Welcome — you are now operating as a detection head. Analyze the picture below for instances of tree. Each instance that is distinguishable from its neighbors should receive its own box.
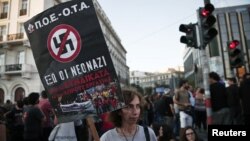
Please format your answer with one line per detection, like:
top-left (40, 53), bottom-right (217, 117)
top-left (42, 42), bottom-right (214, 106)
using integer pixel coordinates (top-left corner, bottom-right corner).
top-left (144, 87), bottom-right (153, 96)
top-left (130, 83), bottom-right (144, 95)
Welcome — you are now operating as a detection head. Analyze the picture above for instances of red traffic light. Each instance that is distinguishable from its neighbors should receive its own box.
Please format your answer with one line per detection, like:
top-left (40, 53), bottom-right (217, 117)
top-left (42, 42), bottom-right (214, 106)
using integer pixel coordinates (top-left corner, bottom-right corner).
top-left (201, 9), bottom-right (210, 17)
top-left (229, 40), bottom-right (239, 49)
top-left (228, 40), bottom-right (243, 68)
top-left (201, 3), bottom-right (215, 17)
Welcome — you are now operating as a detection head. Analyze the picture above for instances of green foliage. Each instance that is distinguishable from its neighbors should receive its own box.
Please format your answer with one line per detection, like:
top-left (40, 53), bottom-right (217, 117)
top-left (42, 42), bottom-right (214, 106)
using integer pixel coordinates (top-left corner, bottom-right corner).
top-left (130, 83), bottom-right (144, 95)
top-left (144, 87), bottom-right (153, 96)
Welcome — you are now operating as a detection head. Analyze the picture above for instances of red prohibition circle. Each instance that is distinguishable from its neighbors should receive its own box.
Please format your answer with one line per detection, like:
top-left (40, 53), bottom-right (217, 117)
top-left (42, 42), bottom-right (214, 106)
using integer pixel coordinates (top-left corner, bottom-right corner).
top-left (47, 24), bottom-right (81, 63)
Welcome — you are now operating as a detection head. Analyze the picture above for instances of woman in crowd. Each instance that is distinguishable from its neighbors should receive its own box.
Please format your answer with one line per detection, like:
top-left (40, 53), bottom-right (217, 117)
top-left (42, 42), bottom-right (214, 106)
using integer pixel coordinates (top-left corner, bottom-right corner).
top-left (100, 88), bottom-right (157, 141)
top-left (151, 122), bottom-right (175, 141)
top-left (183, 126), bottom-right (203, 141)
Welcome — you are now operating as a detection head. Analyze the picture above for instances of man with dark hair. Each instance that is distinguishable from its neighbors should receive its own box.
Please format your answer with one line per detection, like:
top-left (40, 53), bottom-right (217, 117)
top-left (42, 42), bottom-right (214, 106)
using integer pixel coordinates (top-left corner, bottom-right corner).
top-left (208, 72), bottom-right (230, 125)
top-left (5, 100), bottom-right (24, 141)
top-left (153, 93), bottom-right (174, 127)
top-left (41, 90), bottom-right (48, 99)
top-left (226, 77), bottom-right (242, 125)
top-left (23, 92), bottom-right (45, 141)
top-left (3, 99), bottom-right (13, 112)
top-left (174, 79), bottom-right (192, 141)
top-left (179, 79), bottom-right (188, 89)
top-left (100, 89), bottom-right (157, 141)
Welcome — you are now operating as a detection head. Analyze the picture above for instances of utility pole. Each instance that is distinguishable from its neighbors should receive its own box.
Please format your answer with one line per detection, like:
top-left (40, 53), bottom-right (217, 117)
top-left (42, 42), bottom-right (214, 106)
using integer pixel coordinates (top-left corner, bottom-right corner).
top-left (198, 0), bottom-right (214, 125)
top-left (199, 46), bottom-right (213, 124)
top-left (178, 0), bottom-right (216, 125)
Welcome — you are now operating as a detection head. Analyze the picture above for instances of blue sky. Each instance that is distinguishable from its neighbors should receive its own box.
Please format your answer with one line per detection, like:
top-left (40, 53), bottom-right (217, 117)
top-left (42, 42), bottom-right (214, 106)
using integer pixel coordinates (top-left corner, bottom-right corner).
top-left (98, 0), bottom-right (250, 72)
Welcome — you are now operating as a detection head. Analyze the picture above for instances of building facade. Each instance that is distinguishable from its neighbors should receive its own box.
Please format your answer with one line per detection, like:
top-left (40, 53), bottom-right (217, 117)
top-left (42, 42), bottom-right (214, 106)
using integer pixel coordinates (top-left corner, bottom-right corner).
top-left (212, 4), bottom-right (250, 79)
top-left (0, 0), bottom-right (129, 104)
top-left (183, 4), bottom-right (250, 87)
top-left (130, 71), bottom-right (153, 87)
top-left (130, 69), bottom-right (184, 91)
top-left (93, 0), bottom-right (129, 87)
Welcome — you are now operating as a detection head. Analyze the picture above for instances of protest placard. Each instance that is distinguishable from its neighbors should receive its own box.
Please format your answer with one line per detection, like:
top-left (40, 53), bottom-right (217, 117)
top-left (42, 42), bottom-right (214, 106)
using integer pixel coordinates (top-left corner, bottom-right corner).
top-left (24, 0), bottom-right (125, 123)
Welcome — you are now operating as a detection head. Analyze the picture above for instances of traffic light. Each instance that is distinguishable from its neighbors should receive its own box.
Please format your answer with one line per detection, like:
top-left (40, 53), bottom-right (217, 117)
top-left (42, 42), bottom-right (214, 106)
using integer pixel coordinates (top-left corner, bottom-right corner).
top-left (179, 23), bottom-right (198, 48)
top-left (200, 3), bottom-right (218, 46)
top-left (228, 40), bottom-right (243, 68)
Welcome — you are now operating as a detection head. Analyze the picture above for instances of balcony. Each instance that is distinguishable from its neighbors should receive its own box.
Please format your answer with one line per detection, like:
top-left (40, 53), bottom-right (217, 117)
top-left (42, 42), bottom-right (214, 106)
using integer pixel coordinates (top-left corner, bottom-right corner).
top-left (0, 64), bottom-right (33, 79)
top-left (5, 64), bottom-right (22, 72)
top-left (0, 33), bottom-right (27, 47)
top-left (7, 33), bottom-right (24, 41)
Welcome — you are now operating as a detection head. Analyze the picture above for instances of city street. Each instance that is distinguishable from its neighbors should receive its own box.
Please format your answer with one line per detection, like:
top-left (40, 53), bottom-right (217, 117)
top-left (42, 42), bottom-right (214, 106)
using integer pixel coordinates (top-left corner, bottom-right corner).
top-left (0, 0), bottom-right (250, 141)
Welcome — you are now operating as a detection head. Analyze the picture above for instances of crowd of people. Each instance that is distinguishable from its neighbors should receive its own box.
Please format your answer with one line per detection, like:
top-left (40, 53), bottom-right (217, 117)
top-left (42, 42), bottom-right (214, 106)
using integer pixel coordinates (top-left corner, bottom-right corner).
top-left (0, 72), bottom-right (249, 141)
top-left (0, 91), bottom-right (55, 141)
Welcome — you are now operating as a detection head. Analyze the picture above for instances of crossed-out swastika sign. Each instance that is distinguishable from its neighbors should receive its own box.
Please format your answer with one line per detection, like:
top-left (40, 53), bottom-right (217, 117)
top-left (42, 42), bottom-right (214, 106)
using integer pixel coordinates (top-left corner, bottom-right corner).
top-left (47, 24), bottom-right (81, 63)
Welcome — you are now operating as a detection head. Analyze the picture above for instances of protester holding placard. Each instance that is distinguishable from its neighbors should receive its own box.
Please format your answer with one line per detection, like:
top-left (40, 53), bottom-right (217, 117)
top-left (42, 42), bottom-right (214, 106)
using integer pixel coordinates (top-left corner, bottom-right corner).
top-left (24, 0), bottom-right (124, 124)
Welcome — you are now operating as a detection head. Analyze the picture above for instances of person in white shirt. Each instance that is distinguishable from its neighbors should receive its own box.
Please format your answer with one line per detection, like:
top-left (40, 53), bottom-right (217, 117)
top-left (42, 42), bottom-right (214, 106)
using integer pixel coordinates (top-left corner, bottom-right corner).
top-left (100, 89), bottom-right (157, 141)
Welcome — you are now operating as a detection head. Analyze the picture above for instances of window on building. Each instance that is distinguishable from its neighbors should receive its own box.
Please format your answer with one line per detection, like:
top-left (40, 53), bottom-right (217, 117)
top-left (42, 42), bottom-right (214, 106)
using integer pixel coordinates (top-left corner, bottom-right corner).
top-left (131, 72), bottom-right (134, 76)
top-left (218, 13), bottom-right (228, 50)
top-left (17, 51), bottom-right (25, 64)
top-left (19, 0), bottom-right (28, 16)
top-left (229, 12), bottom-right (240, 38)
top-left (0, 88), bottom-right (4, 105)
top-left (0, 1), bottom-right (8, 19)
top-left (0, 53), bottom-right (5, 77)
top-left (18, 23), bottom-right (24, 39)
top-left (0, 25), bottom-right (6, 35)
top-left (15, 87), bottom-right (25, 102)
top-left (19, 23), bottom-right (24, 33)
top-left (0, 53), bottom-right (5, 66)
top-left (184, 54), bottom-right (194, 73)
top-left (241, 11), bottom-right (250, 49)
top-left (0, 25), bottom-right (6, 41)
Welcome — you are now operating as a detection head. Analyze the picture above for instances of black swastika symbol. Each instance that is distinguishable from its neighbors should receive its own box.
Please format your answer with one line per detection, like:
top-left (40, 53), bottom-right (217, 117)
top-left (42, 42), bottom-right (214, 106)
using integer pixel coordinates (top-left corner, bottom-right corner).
top-left (53, 32), bottom-right (74, 55)
top-left (48, 24), bottom-right (81, 63)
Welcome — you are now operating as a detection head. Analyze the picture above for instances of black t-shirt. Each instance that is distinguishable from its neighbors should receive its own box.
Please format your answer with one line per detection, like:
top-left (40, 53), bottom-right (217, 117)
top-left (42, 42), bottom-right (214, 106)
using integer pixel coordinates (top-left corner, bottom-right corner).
top-left (6, 107), bottom-right (24, 128)
top-left (210, 82), bottom-right (228, 112)
top-left (23, 106), bottom-right (44, 139)
top-left (165, 96), bottom-right (174, 117)
top-left (239, 79), bottom-right (250, 114)
top-left (154, 96), bottom-right (173, 117)
top-left (226, 84), bottom-right (240, 107)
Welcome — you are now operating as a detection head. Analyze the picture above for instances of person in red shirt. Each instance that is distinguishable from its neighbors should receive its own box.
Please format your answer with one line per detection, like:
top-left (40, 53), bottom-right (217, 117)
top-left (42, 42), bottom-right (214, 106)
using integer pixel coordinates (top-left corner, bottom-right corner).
top-left (100, 112), bottom-right (114, 135)
top-left (38, 90), bottom-right (55, 141)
